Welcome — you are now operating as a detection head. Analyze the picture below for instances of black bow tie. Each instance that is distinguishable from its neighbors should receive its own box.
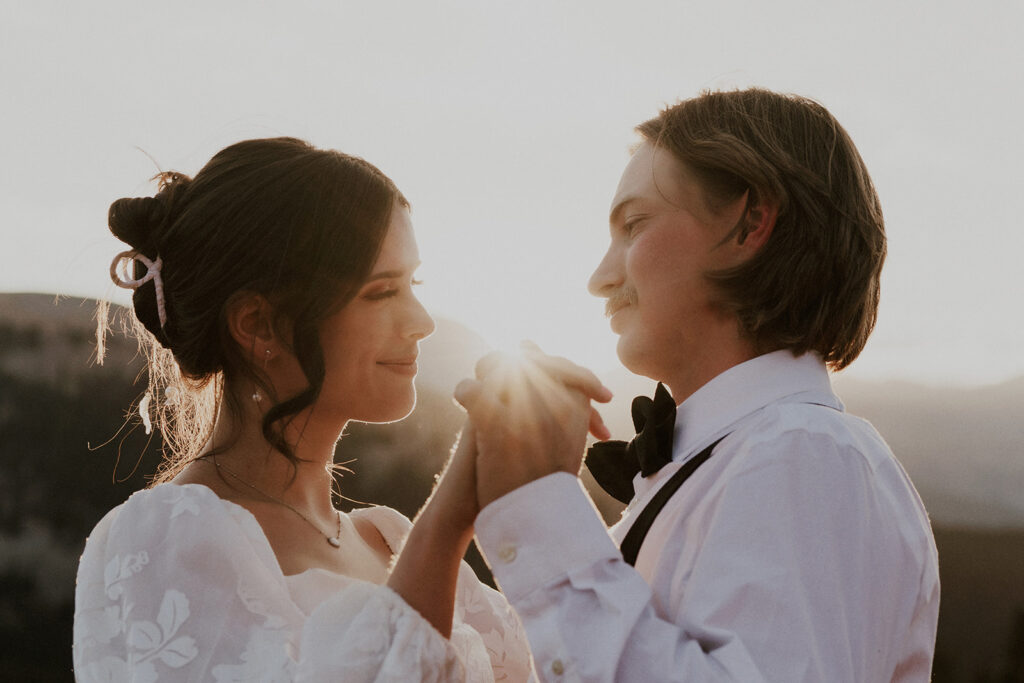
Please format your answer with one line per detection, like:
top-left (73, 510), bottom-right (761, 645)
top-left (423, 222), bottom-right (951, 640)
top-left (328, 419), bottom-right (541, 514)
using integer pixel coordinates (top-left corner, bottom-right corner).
top-left (585, 383), bottom-right (677, 504)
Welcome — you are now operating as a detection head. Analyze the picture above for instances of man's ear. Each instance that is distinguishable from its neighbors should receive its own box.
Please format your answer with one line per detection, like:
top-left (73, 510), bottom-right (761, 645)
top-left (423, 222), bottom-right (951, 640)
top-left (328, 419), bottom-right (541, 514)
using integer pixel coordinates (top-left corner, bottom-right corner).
top-left (224, 291), bottom-right (277, 363)
top-left (736, 201), bottom-right (777, 251)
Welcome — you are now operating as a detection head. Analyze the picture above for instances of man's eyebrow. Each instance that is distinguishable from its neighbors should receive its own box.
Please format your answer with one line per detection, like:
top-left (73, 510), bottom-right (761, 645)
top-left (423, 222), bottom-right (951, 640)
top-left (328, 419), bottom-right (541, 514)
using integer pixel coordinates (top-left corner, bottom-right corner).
top-left (609, 196), bottom-right (641, 224)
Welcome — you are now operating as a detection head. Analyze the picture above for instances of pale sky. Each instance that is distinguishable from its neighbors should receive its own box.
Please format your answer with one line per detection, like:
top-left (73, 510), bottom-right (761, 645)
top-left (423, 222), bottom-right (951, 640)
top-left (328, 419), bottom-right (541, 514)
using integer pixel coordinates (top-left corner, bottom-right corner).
top-left (2, 0), bottom-right (1021, 386)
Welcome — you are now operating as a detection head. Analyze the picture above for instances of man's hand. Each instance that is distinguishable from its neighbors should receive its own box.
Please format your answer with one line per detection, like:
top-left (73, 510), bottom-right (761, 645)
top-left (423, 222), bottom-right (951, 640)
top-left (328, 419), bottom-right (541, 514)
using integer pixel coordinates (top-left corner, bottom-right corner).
top-left (453, 344), bottom-right (613, 508)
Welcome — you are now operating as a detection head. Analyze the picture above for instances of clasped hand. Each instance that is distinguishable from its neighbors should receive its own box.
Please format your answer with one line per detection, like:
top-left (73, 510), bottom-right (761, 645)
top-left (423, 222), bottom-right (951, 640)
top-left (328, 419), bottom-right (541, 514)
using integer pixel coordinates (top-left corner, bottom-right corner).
top-left (441, 343), bottom-right (612, 512)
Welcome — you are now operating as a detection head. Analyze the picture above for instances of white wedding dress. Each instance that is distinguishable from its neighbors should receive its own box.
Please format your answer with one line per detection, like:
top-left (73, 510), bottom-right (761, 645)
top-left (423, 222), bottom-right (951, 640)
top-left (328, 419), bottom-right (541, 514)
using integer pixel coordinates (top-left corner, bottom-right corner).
top-left (73, 483), bottom-right (534, 682)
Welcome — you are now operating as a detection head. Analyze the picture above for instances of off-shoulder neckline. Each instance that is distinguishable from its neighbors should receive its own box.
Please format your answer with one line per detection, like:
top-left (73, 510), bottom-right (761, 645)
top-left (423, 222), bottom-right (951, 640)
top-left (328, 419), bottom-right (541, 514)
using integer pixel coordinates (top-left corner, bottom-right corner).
top-left (157, 481), bottom-right (397, 582)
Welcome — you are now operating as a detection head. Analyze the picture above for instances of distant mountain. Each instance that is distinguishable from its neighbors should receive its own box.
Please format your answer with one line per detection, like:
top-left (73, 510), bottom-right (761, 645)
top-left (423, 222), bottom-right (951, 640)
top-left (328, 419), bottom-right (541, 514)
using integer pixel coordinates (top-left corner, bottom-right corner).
top-left (3, 292), bottom-right (1020, 530)
top-left (833, 375), bottom-right (1024, 528)
top-left (0, 292), bottom-right (136, 387)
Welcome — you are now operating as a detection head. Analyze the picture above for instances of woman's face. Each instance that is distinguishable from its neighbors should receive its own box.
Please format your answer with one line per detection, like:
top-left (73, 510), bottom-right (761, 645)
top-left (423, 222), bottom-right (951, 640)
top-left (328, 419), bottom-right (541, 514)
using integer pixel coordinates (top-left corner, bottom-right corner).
top-left (316, 203), bottom-right (435, 424)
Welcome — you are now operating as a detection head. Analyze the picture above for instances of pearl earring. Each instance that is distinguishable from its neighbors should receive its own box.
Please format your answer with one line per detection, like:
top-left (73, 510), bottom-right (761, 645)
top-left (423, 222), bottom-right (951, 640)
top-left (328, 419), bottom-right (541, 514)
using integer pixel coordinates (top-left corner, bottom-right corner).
top-left (253, 348), bottom-right (272, 402)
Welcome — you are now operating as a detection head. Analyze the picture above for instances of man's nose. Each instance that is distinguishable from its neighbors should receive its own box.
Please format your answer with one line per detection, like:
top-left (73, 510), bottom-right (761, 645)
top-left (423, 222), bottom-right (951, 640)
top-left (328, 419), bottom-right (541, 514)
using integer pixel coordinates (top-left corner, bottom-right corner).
top-left (587, 243), bottom-right (623, 297)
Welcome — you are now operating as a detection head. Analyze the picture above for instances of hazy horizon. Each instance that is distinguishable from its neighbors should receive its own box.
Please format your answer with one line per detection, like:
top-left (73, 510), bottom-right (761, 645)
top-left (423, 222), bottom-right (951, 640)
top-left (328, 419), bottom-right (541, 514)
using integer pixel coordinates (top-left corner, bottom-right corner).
top-left (1, 289), bottom-right (1018, 393)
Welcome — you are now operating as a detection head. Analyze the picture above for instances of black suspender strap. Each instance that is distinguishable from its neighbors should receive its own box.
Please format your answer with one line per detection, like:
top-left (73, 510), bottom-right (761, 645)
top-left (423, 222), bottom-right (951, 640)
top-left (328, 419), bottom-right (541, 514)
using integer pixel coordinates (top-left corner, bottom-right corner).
top-left (620, 436), bottom-right (727, 567)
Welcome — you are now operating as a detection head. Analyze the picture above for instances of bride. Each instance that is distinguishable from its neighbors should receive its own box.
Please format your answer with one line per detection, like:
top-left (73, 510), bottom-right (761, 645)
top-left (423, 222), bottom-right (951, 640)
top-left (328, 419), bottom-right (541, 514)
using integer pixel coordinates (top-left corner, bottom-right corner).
top-left (73, 137), bottom-right (531, 681)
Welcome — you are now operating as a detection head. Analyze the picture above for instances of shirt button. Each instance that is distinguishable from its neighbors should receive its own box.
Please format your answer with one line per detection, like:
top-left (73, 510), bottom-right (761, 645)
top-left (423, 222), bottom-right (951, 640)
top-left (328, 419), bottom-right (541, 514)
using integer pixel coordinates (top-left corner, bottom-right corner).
top-left (497, 543), bottom-right (517, 563)
top-left (551, 659), bottom-right (564, 675)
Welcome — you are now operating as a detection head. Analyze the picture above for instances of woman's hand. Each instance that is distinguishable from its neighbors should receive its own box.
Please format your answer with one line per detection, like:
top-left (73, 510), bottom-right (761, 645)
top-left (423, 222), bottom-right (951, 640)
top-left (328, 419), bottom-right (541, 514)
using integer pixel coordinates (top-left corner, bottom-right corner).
top-left (418, 422), bottom-right (480, 541)
top-left (454, 344), bottom-right (612, 509)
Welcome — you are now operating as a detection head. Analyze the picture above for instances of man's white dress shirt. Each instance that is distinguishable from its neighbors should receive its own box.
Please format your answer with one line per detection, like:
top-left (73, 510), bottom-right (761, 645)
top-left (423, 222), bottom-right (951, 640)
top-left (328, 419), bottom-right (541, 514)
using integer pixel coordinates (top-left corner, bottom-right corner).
top-left (475, 351), bottom-right (940, 682)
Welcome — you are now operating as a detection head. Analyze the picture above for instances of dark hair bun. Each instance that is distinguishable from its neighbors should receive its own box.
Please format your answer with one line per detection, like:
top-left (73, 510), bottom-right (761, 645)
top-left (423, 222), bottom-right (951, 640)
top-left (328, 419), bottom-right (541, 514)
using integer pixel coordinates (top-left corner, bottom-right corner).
top-left (107, 171), bottom-right (192, 253)
top-left (108, 196), bottom-right (163, 252)
top-left (108, 172), bottom-right (191, 349)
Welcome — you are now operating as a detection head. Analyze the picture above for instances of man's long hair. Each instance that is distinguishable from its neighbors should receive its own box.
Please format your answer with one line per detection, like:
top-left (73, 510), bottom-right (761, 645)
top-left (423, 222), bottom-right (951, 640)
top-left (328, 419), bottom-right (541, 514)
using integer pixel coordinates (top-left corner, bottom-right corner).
top-left (638, 88), bottom-right (885, 370)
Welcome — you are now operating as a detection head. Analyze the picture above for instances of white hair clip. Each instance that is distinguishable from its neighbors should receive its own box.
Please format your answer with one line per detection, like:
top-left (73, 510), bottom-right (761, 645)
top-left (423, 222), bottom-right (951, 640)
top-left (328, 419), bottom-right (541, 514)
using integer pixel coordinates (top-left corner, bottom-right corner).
top-left (138, 391), bottom-right (153, 434)
top-left (110, 250), bottom-right (167, 327)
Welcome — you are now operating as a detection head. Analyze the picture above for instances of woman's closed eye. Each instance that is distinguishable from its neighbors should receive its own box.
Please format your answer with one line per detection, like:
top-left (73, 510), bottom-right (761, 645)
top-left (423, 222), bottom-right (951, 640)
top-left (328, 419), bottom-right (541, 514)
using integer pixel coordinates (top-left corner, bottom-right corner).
top-left (364, 278), bottom-right (423, 301)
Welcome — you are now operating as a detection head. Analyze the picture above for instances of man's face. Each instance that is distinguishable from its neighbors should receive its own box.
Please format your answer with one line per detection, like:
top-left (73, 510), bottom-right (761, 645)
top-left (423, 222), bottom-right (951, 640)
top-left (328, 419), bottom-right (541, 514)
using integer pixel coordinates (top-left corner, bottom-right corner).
top-left (588, 142), bottom-right (743, 390)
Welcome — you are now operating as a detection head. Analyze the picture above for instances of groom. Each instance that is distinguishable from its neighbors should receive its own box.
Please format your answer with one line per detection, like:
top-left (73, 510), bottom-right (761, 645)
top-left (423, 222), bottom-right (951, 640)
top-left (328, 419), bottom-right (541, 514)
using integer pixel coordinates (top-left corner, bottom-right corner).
top-left (456, 89), bottom-right (939, 681)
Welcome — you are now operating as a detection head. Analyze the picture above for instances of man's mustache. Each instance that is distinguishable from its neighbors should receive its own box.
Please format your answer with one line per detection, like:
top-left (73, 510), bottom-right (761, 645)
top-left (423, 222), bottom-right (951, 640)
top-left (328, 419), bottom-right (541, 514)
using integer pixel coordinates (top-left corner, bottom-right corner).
top-left (604, 289), bottom-right (638, 317)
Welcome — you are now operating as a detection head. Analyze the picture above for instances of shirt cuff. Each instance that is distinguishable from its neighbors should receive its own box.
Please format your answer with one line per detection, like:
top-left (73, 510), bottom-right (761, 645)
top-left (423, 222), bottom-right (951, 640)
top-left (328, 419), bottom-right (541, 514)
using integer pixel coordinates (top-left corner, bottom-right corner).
top-left (475, 472), bottom-right (622, 602)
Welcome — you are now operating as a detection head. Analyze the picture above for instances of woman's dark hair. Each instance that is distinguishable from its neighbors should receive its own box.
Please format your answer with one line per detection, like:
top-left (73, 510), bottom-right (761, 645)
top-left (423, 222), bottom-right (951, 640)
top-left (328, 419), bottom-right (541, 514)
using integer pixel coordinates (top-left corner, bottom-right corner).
top-left (99, 137), bottom-right (407, 483)
top-left (637, 88), bottom-right (886, 370)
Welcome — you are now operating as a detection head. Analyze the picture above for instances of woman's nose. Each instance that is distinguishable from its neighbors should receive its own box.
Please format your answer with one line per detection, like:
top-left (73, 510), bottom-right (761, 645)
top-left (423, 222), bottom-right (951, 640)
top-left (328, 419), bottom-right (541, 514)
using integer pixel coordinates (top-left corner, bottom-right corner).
top-left (406, 294), bottom-right (435, 341)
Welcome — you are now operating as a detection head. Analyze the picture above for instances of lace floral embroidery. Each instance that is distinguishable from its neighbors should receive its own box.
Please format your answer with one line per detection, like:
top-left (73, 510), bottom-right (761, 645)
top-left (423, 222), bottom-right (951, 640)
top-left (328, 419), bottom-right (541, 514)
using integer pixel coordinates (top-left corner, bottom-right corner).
top-left (81, 588), bottom-right (198, 681)
top-left (104, 551), bottom-right (149, 601)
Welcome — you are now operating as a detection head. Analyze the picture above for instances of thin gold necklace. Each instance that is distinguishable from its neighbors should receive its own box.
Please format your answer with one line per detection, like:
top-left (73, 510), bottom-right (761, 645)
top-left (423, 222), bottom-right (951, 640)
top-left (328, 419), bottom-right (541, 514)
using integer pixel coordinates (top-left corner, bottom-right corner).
top-left (211, 458), bottom-right (343, 548)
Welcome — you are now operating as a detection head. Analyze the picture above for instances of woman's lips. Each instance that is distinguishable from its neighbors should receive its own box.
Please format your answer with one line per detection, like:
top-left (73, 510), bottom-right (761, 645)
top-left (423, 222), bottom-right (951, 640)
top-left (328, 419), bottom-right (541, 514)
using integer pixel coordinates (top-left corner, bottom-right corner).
top-left (378, 358), bottom-right (418, 376)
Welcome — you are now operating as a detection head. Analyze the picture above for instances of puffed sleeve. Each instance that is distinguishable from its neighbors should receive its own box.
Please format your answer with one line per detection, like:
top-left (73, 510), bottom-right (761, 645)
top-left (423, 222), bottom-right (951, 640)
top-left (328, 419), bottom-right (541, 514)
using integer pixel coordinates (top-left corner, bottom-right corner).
top-left (73, 484), bottom-right (498, 682)
top-left (350, 506), bottom-right (536, 681)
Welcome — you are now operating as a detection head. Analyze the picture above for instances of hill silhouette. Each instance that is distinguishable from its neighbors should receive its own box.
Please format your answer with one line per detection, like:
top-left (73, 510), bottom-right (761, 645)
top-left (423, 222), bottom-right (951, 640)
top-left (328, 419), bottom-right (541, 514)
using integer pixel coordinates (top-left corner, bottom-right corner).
top-left (0, 292), bottom-right (1021, 681)
top-left (833, 375), bottom-right (1024, 528)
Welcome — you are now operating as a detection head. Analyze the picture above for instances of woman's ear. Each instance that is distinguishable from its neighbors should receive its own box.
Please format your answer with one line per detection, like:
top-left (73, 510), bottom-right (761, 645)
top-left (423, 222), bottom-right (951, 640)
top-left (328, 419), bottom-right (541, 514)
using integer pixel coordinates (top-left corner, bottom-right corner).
top-left (224, 291), bottom-right (278, 364)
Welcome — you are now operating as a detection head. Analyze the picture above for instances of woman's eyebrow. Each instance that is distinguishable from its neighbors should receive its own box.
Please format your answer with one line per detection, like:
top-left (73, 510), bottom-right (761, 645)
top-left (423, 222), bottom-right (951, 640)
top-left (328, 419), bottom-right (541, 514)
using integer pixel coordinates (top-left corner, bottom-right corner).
top-left (364, 261), bottom-right (421, 282)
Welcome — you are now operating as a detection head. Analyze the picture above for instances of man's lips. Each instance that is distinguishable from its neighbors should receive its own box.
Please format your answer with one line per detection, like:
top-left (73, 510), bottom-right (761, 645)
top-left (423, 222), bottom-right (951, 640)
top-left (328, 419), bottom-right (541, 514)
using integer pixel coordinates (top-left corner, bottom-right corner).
top-left (606, 301), bottom-right (629, 318)
top-left (608, 305), bottom-right (630, 333)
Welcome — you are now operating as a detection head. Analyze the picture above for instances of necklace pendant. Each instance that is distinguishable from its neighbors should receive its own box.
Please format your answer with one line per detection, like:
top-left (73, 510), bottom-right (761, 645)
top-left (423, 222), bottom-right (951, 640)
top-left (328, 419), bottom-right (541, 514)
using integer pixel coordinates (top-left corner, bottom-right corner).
top-left (327, 536), bottom-right (342, 548)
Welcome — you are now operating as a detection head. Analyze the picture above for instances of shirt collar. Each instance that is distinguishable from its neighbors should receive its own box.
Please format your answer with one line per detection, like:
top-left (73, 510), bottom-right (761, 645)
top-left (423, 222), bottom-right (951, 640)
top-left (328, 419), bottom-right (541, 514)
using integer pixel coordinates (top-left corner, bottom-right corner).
top-left (671, 350), bottom-right (843, 464)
